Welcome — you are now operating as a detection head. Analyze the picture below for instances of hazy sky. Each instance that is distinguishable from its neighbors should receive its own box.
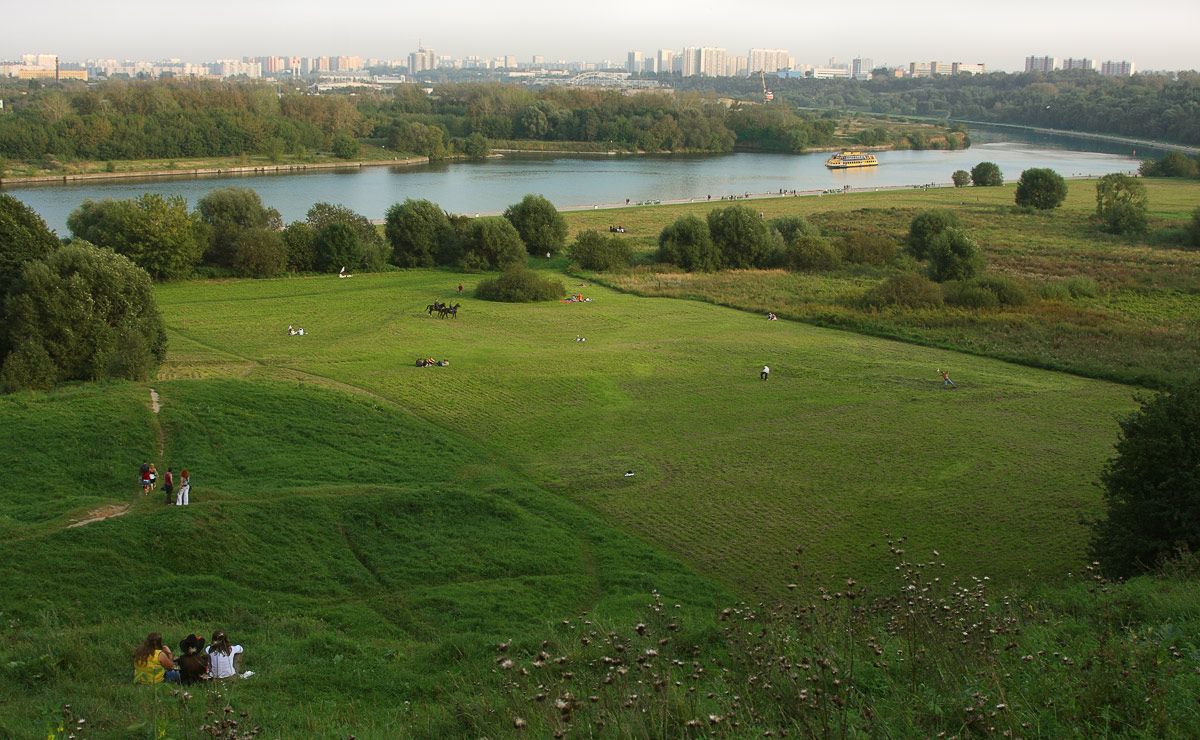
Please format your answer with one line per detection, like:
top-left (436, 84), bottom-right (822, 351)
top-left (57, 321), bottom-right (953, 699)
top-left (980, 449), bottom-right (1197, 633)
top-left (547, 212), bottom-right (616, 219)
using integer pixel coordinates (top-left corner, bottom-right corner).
top-left (5, 0), bottom-right (1196, 71)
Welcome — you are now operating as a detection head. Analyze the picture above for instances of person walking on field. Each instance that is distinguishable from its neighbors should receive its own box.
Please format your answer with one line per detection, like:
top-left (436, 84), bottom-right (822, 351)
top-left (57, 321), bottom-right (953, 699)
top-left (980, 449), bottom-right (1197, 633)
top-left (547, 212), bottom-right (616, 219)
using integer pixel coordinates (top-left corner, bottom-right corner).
top-left (457, 284), bottom-right (463, 295)
top-left (939, 368), bottom-right (956, 389)
top-left (162, 467), bottom-right (174, 504)
top-left (761, 365), bottom-right (770, 381)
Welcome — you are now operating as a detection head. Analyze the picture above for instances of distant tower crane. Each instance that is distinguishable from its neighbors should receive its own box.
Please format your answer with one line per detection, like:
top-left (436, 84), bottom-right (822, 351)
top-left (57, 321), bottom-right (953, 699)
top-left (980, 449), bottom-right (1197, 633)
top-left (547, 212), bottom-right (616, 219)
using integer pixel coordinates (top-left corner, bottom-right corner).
top-left (760, 70), bottom-right (774, 102)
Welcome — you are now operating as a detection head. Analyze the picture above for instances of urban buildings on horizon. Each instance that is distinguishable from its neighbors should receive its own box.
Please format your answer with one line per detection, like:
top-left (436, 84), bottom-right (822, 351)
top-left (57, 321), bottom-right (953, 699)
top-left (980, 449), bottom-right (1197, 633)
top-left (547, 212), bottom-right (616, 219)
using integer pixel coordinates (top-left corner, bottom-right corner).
top-left (0, 47), bottom-right (1148, 84)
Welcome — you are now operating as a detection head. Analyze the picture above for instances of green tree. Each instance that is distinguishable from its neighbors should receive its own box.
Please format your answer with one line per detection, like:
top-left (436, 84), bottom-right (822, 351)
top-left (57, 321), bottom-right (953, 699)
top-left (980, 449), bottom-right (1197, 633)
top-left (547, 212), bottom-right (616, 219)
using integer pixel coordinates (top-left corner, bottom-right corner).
top-left (1091, 381), bottom-right (1200, 577)
top-left (657, 214), bottom-right (718, 272)
top-left (331, 133), bottom-right (360, 159)
top-left (1187, 206), bottom-right (1200, 247)
top-left (906, 209), bottom-right (961, 260)
top-left (1015, 168), bottom-right (1068, 210)
top-left (314, 222), bottom-right (363, 273)
top-left (927, 227), bottom-right (987, 282)
top-left (196, 187), bottom-right (282, 269)
top-left (970, 161), bottom-right (1003, 186)
top-left (1138, 151), bottom-right (1198, 178)
top-left (460, 217), bottom-right (526, 271)
top-left (1, 241), bottom-right (166, 391)
top-left (568, 231), bottom-right (632, 271)
top-left (1096, 173), bottom-right (1149, 235)
top-left (503, 194), bottom-right (568, 255)
top-left (952, 169), bottom-right (971, 187)
top-left (475, 265), bottom-right (565, 302)
top-left (66, 194), bottom-right (203, 281)
top-left (770, 214), bottom-right (820, 244)
top-left (0, 194), bottom-right (60, 299)
top-left (785, 235), bottom-right (840, 272)
top-left (231, 229), bottom-right (287, 278)
top-left (281, 222), bottom-right (318, 272)
top-left (462, 132), bottom-right (490, 159)
top-left (307, 203), bottom-right (390, 269)
top-left (385, 199), bottom-right (451, 268)
top-left (707, 204), bottom-right (771, 269)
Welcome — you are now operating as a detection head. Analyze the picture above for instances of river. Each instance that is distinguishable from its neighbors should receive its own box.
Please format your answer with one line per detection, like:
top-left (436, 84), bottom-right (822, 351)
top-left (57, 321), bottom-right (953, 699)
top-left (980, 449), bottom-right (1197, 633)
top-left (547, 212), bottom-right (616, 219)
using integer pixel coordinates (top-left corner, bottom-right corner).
top-left (3, 139), bottom-right (1142, 235)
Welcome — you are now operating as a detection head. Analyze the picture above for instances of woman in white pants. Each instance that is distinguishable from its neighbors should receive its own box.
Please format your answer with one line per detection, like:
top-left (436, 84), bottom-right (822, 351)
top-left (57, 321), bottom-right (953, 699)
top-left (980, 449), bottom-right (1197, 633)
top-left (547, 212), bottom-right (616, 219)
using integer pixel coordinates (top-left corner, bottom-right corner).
top-left (176, 469), bottom-right (190, 505)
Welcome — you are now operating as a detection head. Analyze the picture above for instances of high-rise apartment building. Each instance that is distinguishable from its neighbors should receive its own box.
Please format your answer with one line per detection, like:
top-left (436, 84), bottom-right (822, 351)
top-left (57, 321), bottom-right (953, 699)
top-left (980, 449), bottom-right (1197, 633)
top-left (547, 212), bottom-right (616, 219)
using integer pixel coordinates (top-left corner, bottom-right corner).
top-left (727, 55), bottom-right (748, 77)
top-left (683, 47), bottom-right (726, 77)
top-left (626, 50), bottom-right (643, 73)
top-left (952, 62), bottom-right (986, 75)
top-left (408, 47), bottom-right (437, 73)
top-left (851, 57), bottom-right (873, 79)
top-left (1100, 60), bottom-right (1135, 76)
top-left (909, 61), bottom-right (932, 77)
top-left (749, 48), bottom-right (789, 74)
top-left (1025, 56), bottom-right (1058, 72)
top-left (657, 49), bottom-right (676, 75)
top-left (1062, 58), bottom-right (1095, 71)
top-left (930, 61), bottom-right (953, 75)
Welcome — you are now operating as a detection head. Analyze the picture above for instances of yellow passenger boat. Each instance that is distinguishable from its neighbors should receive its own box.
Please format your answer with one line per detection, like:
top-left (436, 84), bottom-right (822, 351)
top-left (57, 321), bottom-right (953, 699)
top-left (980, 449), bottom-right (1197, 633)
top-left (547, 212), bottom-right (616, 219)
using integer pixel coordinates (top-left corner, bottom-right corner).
top-left (824, 151), bottom-right (878, 169)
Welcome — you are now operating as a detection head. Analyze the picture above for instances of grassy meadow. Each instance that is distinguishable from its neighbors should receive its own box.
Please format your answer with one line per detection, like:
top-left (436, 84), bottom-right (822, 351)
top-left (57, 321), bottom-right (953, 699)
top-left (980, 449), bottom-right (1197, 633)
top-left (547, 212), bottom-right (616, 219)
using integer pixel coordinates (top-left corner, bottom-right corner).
top-left (3, 179), bottom-right (1200, 738)
top-left (564, 177), bottom-right (1200, 389)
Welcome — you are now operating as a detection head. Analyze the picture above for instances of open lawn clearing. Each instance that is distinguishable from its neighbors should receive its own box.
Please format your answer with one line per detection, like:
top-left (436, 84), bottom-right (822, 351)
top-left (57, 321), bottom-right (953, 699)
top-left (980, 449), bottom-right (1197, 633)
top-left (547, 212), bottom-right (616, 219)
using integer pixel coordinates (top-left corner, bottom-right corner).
top-left (157, 270), bottom-right (1138, 592)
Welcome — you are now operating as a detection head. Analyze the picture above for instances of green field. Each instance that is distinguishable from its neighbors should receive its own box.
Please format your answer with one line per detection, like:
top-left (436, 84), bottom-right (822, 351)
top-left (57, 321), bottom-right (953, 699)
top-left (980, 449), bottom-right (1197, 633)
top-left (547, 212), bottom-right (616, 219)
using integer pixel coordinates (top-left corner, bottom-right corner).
top-left (4, 182), bottom-right (1199, 737)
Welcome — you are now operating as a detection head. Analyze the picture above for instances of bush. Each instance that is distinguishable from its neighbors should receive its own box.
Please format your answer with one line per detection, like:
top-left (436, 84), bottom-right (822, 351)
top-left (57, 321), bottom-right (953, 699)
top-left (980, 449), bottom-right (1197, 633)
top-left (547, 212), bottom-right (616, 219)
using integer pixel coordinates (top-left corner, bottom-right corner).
top-left (1065, 276), bottom-right (1100, 298)
top-left (860, 273), bottom-right (944, 310)
top-left (196, 188), bottom-right (282, 269)
top-left (1187, 206), bottom-right (1200, 247)
top-left (1096, 173), bottom-right (1149, 236)
top-left (1036, 281), bottom-right (1072, 301)
top-left (942, 282), bottom-right (1000, 309)
top-left (971, 161), bottom-right (1003, 186)
top-left (475, 266), bottom-right (565, 302)
top-left (503, 194), bottom-right (568, 255)
top-left (1, 194), bottom-right (60, 299)
top-left (906, 209), bottom-right (961, 260)
top-left (1091, 381), bottom-right (1200, 577)
top-left (386, 198), bottom-right (451, 268)
top-left (707, 204), bottom-right (772, 268)
top-left (315, 222), bottom-right (363, 273)
top-left (281, 222), bottom-right (318, 272)
top-left (231, 229), bottom-right (287, 278)
top-left (952, 169), bottom-right (971, 187)
top-left (68, 194), bottom-right (204, 280)
top-left (331, 134), bottom-right (360, 160)
top-left (1139, 151), bottom-right (1199, 178)
top-left (1, 241), bottom-right (166, 390)
top-left (970, 274), bottom-right (1030, 306)
top-left (1014, 168), bottom-right (1068, 210)
top-left (785, 236), bottom-right (840, 272)
top-left (657, 214), bottom-right (719, 272)
top-left (771, 214), bottom-right (820, 244)
top-left (306, 203), bottom-right (389, 270)
top-left (569, 231), bottom-right (632, 271)
top-left (838, 233), bottom-right (897, 265)
top-left (460, 217), bottom-right (527, 271)
top-left (927, 227), bottom-right (987, 283)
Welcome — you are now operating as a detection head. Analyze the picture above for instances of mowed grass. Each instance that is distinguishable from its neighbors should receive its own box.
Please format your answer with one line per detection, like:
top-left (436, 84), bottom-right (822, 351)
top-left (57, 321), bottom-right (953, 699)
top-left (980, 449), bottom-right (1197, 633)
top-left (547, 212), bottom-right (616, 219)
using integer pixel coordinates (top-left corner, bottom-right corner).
top-left (0, 378), bottom-right (727, 736)
top-left (155, 269), bottom-right (1137, 592)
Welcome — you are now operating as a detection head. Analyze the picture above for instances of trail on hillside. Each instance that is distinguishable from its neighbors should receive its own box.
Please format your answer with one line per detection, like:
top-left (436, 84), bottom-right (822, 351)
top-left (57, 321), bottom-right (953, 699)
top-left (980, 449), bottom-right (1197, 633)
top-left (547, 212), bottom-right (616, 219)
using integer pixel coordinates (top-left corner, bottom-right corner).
top-left (68, 503), bottom-right (131, 528)
top-left (148, 387), bottom-right (165, 457)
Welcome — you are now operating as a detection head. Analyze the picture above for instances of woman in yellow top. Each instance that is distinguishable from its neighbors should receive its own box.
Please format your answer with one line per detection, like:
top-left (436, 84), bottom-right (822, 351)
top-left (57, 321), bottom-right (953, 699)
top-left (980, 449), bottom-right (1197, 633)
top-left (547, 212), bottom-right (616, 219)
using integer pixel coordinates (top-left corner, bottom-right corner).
top-left (133, 632), bottom-right (180, 684)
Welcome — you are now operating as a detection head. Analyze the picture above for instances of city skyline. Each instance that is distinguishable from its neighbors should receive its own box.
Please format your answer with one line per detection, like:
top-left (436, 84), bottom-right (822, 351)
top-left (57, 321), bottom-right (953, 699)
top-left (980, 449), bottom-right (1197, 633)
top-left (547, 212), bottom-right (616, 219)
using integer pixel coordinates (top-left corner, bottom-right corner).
top-left (3, 0), bottom-right (1196, 73)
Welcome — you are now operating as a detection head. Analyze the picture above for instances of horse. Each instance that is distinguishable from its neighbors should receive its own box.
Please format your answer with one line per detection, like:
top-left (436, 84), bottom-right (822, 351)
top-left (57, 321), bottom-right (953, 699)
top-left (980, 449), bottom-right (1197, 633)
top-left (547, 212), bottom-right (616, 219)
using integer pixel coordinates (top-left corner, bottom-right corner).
top-left (439, 303), bottom-right (460, 319)
top-left (426, 300), bottom-right (444, 316)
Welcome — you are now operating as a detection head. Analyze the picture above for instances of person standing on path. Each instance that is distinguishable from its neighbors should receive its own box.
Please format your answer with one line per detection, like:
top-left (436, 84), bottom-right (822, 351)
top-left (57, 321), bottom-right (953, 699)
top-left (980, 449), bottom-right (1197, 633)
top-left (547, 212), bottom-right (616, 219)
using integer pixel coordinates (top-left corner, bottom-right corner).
top-left (140, 459), bottom-right (151, 494)
top-left (761, 365), bottom-right (770, 381)
top-left (939, 368), bottom-right (956, 389)
top-left (176, 469), bottom-right (190, 505)
top-left (162, 467), bottom-right (174, 504)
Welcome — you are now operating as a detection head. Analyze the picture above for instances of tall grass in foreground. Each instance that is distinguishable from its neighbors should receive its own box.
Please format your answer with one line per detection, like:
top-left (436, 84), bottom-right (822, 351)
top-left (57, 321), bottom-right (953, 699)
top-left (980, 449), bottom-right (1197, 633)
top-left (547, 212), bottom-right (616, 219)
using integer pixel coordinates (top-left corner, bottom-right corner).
top-left (455, 543), bottom-right (1200, 740)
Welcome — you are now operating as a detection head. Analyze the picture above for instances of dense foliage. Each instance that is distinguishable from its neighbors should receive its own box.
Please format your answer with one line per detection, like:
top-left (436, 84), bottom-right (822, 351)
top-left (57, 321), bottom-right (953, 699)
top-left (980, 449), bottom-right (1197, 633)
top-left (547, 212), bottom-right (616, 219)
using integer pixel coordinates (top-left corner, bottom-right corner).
top-left (906, 208), bottom-right (961, 260)
top-left (0, 194), bottom-right (59, 298)
top-left (926, 227), bottom-right (987, 282)
top-left (66, 194), bottom-right (204, 280)
top-left (503, 194), bottom-right (568, 255)
top-left (657, 214), bottom-right (719, 272)
top-left (568, 230), bottom-right (632, 271)
top-left (860, 272), bottom-right (944, 309)
top-left (474, 265), bottom-right (565, 302)
top-left (1092, 381), bottom-right (1200, 577)
top-left (971, 161), bottom-right (1004, 186)
top-left (385, 198), bottom-right (451, 268)
top-left (1, 241), bottom-right (165, 390)
top-left (195, 187), bottom-right (282, 269)
top-left (1015, 167), bottom-right (1069, 210)
top-left (1139, 151), bottom-right (1200, 178)
top-left (1096, 173), bottom-right (1149, 235)
top-left (706, 204), bottom-right (773, 268)
top-left (459, 217), bottom-right (527, 271)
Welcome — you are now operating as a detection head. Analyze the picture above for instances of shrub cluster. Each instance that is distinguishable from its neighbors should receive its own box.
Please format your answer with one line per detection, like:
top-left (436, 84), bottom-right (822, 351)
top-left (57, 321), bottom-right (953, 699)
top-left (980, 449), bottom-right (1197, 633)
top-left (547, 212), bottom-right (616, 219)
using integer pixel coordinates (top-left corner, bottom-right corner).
top-left (860, 273), bottom-right (944, 310)
top-left (475, 265), bottom-right (565, 302)
top-left (568, 230), bottom-right (632, 271)
top-left (838, 232), bottom-right (898, 265)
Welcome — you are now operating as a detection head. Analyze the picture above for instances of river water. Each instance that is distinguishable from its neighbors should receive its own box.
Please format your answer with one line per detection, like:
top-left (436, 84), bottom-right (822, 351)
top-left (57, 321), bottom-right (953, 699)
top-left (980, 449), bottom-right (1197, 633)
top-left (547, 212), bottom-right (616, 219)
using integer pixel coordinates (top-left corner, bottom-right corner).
top-left (3, 137), bottom-right (1142, 235)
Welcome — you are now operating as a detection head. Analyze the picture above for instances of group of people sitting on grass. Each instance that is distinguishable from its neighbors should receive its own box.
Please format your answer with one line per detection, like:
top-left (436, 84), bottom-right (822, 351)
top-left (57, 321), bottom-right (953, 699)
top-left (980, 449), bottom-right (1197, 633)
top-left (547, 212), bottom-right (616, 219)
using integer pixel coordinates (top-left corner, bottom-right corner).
top-left (286, 325), bottom-right (306, 336)
top-left (133, 630), bottom-right (247, 685)
top-left (608, 225), bottom-right (626, 233)
top-left (415, 357), bottom-right (449, 367)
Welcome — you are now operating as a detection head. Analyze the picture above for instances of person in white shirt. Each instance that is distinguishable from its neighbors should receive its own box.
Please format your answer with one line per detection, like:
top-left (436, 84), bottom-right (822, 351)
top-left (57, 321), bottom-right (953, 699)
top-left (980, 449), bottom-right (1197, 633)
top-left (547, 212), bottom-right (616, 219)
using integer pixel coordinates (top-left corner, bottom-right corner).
top-left (761, 365), bottom-right (770, 381)
top-left (206, 630), bottom-right (244, 679)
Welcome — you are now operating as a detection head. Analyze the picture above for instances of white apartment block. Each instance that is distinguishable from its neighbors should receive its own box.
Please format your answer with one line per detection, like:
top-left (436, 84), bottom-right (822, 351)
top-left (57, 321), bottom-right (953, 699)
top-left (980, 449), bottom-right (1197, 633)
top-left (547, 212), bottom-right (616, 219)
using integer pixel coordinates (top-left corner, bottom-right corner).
top-left (952, 62), bottom-right (986, 75)
top-left (909, 61), bottom-right (932, 77)
top-left (216, 59), bottom-right (261, 78)
top-left (657, 49), bottom-right (677, 74)
top-left (726, 55), bottom-right (748, 77)
top-left (1100, 60), bottom-right (1135, 76)
top-left (682, 46), bottom-right (726, 77)
top-left (627, 50), bottom-right (643, 73)
top-left (749, 48), bottom-right (790, 74)
top-left (1025, 56), bottom-right (1059, 72)
top-left (408, 47), bottom-right (437, 73)
top-left (930, 61), bottom-right (953, 75)
top-left (851, 57), bottom-right (873, 80)
top-left (1062, 58), bottom-right (1096, 71)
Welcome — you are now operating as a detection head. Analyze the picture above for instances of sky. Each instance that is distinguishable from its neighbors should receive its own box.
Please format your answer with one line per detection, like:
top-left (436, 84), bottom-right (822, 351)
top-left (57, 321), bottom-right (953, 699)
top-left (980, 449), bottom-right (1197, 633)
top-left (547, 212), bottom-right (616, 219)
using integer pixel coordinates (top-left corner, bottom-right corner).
top-left (4, 0), bottom-right (1197, 72)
